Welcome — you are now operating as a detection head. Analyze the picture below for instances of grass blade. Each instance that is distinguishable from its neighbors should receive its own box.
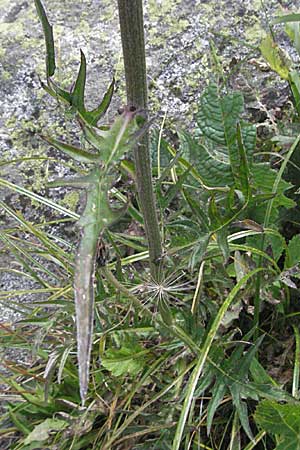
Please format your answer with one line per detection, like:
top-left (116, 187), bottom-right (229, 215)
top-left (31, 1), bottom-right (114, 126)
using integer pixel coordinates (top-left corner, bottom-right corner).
top-left (172, 267), bottom-right (269, 450)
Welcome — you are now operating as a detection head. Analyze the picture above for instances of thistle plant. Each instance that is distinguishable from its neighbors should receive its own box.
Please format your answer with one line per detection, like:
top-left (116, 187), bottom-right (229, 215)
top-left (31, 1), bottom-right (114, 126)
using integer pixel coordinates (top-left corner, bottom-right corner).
top-left (34, 0), bottom-right (154, 403)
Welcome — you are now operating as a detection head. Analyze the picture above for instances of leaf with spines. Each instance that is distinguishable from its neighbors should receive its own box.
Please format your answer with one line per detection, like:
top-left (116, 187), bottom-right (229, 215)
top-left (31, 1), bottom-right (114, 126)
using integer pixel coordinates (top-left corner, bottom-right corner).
top-left (46, 109), bottom-right (140, 404)
top-left (34, 1), bottom-right (114, 125)
top-left (41, 135), bottom-right (101, 164)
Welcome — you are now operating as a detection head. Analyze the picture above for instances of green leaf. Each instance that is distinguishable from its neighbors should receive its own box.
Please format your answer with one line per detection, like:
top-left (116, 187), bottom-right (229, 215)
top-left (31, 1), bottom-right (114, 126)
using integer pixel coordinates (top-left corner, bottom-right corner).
top-left (217, 227), bottom-right (230, 262)
top-left (274, 13), bottom-right (300, 24)
top-left (260, 34), bottom-right (291, 80)
top-left (289, 71), bottom-right (300, 115)
top-left (41, 135), bottom-right (100, 163)
top-left (196, 84), bottom-right (256, 188)
top-left (84, 78), bottom-right (115, 125)
top-left (47, 78), bottom-right (72, 103)
top-left (159, 166), bottom-right (191, 209)
top-left (255, 400), bottom-right (300, 450)
top-left (179, 131), bottom-right (233, 187)
top-left (252, 163), bottom-right (295, 210)
top-left (285, 20), bottom-right (300, 55)
top-left (34, 0), bottom-right (56, 77)
top-left (71, 50), bottom-right (86, 113)
top-left (159, 298), bottom-right (173, 326)
top-left (100, 108), bottom-right (139, 168)
top-left (185, 85), bottom-right (256, 189)
top-left (236, 122), bottom-right (251, 197)
top-left (102, 343), bottom-right (146, 377)
top-left (207, 381), bottom-right (227, 434)
top-left (23, 418), bottom-right (68, 445)
top-left (189, 233), bottom-right (210, 269)
top-left (285, 234), bottom-right (300, 268)
top-left (230, 386), bottom-right (253, 441)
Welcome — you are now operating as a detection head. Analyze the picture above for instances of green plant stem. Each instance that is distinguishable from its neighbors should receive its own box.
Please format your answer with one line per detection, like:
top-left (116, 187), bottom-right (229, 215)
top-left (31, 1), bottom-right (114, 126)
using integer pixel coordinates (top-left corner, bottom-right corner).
top-left (117, 0), bottom-right (162, 280)
top-left (101, 266), bottom-right (152, 319)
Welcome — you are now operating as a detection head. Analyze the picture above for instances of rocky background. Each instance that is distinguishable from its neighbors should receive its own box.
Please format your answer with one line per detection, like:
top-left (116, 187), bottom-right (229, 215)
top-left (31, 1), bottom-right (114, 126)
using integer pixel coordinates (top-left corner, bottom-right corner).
top-left (0, 0), bottom-right (299, 371)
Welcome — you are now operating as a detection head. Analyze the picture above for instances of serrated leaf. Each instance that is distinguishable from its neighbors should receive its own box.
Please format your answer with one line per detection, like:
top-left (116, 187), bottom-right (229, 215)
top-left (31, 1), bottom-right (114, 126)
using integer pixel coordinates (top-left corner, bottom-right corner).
top-left (196, 84), bottom-right (256, 188)
top-left (260, 34), bottom-right (291, 80)
top-left (102, 343), bottom-right (146, 377)
top-left (34, 0), bottom-right (56, 77)
top-left (23, 418), bottom-right (68, 444)
top-left (286, 234), bottom-right (300, 268)
top-left (185, 85), bottom-right (256, 189)
top-left (179, 131), bottom-right (233, 187)
top-left (197, 84), bottom-right (244, 148)
top-left (252, 163), bottom-right (295, 210)
top-left (255, 400), bottom-right (300, 450)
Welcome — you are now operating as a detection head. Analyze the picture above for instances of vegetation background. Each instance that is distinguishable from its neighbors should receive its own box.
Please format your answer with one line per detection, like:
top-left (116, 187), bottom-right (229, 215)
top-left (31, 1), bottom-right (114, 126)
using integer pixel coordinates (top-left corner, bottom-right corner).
top-left (2, 0), bottom-right (300, 449)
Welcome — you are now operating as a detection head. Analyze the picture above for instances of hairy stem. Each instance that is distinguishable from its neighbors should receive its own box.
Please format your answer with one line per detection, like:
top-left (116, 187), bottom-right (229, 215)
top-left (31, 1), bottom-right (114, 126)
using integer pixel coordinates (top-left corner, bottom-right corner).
top-left (117, 0), bottom-right (162, 280)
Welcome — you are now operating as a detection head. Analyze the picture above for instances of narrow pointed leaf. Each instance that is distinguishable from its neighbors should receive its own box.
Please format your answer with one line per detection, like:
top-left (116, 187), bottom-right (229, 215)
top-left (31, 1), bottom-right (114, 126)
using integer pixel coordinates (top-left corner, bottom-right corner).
top-left (74, 172), bottom-right (128, 403)
top-left (84, 78), bottom-right (115, 125)
top-left (71, 49), bottom-right (86, 113)
top-left (48, 78), bottom-right (72, 103)
top-left (34, 0), bottom-right (56, 77)
top-left (273, 13), bottom-right (300, 24)
top-left (41, 135), bottom-right (100, 163)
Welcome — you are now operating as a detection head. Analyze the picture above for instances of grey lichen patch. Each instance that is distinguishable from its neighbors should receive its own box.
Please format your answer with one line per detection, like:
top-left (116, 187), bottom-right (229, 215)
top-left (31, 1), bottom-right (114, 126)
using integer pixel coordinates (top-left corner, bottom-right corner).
top-left (1, 0), bottom-right (300, 204)
top-left (60, 191), bottom-right (80, 212)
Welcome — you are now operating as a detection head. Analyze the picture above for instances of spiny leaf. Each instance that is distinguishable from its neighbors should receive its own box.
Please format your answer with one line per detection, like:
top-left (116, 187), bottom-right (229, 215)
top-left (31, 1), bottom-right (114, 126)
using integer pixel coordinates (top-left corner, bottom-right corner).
top-left (74, 173), bottom-right (128, 403)
top-left (100, 107), bottom-right (140, 169)
top-left (34, 0), bottom-right (56, 77)
top-left (41, 135), bottom-right (100, 163)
